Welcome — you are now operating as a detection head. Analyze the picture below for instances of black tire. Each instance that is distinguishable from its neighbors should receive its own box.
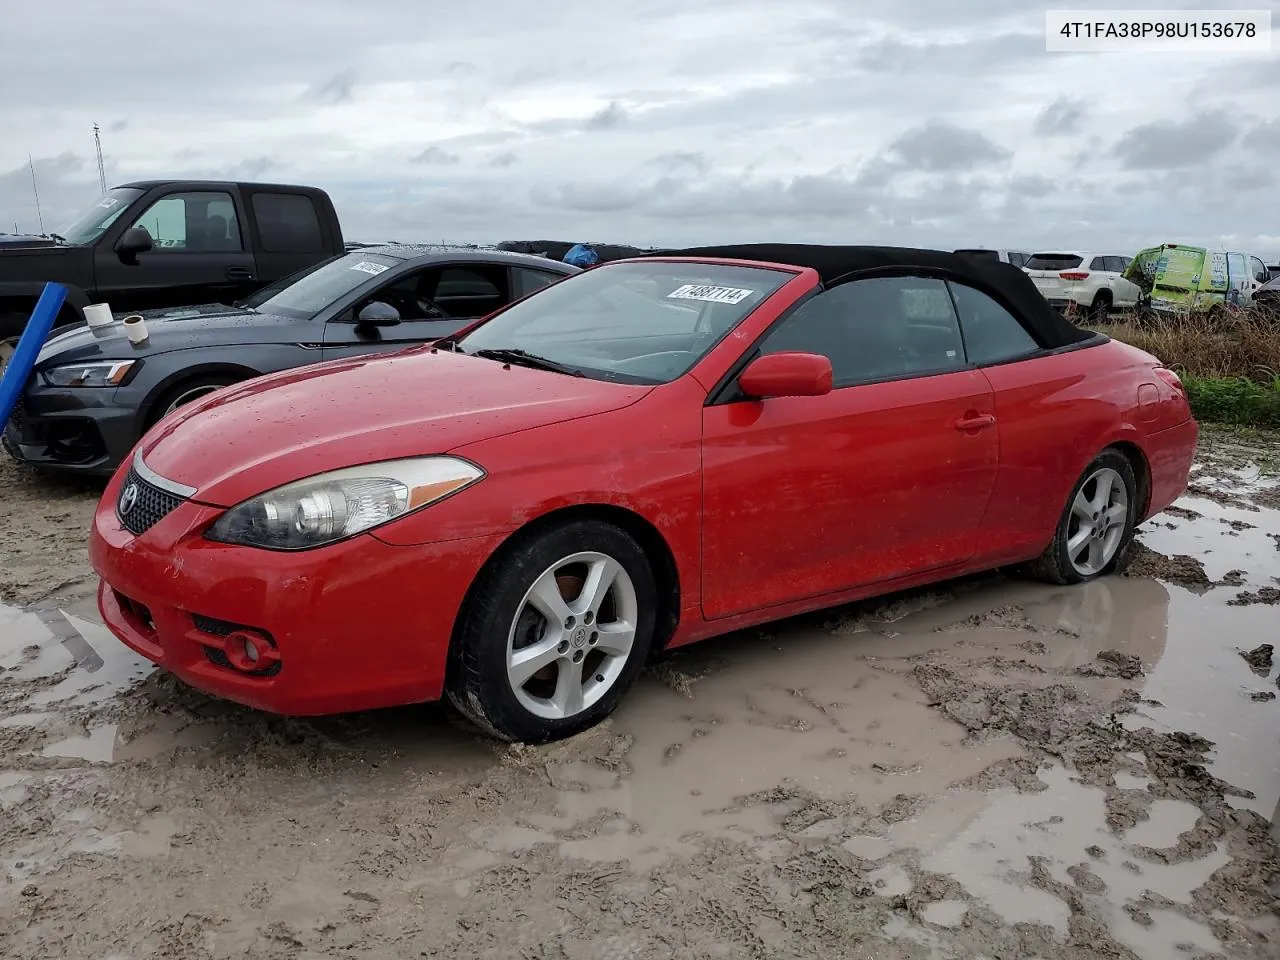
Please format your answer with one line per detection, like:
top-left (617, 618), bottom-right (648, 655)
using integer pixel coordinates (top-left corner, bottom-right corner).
top-left (1026, 449), bottom-right (1138, 586)
top-left (1089, 291), bottom-right (1112, 321)
top-left (446, 519), bottom-right (657, 743)
top-left (145, 375), bottom-right (240, 430)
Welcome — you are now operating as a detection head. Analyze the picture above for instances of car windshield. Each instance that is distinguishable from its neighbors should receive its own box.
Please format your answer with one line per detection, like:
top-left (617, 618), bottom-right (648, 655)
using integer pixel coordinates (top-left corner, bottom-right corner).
top-left (455, 261), bottom-right (793, 384)
top-left (52, 187), bottom-right (144, 245)
top-left (250, 252), bottom-right (401, 320)
top-left (237, 255), bottom-right (342, 309)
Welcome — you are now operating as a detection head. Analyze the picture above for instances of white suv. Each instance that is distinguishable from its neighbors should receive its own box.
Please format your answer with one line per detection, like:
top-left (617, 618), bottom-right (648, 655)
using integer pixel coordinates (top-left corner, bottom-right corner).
top-left (1023, 252), bottom-right (1143, 318)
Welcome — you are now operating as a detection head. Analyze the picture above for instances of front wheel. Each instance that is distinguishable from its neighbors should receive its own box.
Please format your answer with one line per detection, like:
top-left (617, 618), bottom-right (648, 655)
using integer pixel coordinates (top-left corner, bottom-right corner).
top-left (145, 375), bottom-right (240, 430)
top-left (1027, 450), bottom-right (1138, 585)
top-left (446, 519), bottom-right (657, 742)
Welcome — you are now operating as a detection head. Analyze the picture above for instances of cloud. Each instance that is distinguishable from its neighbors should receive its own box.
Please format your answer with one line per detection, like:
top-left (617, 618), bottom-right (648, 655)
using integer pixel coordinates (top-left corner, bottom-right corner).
top-left (1110, 112), bottom-right (1238, 169)
top-left (1034, 97), bottom-right (1086, 136)
top-left (884, 120), bottom-right (1011, 173)
top-left (412, 146), bottom-right (460, 165)
top-left (305, 69), bottom-right (357, 105)
top-left (1242, 119), bottom-right (1280, 154)
top-left (0, 0), bottom-right (1278, 259)
top-left (583, 101), bottom-right (629, 131)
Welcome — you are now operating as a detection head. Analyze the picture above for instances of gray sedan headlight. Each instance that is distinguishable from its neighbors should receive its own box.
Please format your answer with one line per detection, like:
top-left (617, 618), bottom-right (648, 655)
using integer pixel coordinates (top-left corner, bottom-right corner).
top-left (205, 456), bottom-right (485, 550)
top-left (43, 360), bottom-right (136, 387)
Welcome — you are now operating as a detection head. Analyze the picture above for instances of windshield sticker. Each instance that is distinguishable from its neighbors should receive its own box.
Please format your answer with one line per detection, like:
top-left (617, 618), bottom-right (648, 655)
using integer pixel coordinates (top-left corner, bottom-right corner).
top-left (97, 196), bottom-right (121, 209)
top-left (350, 261), bottom-right (390, 276)
top-left (666, 284), bottom-right (755, 305)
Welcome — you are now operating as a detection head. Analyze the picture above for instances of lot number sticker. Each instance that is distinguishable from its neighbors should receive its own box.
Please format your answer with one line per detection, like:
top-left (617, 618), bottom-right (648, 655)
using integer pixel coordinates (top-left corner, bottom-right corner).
top-left (350, 261), bottom-right (390, 276)
top-left (667, 284), bottom-right (755, 304)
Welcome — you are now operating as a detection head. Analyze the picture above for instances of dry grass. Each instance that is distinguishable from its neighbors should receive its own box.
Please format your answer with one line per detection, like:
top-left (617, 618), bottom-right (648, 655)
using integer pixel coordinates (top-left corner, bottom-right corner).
top-left (1089, 308), bottom-right (1280, 381)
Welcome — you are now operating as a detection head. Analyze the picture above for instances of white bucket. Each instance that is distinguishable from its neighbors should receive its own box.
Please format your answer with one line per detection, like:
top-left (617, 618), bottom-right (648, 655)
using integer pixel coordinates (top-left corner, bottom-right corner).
top-left (122, 314), bottom-right (148, 344)
top-left (83, 303), bottom-right (114, 327)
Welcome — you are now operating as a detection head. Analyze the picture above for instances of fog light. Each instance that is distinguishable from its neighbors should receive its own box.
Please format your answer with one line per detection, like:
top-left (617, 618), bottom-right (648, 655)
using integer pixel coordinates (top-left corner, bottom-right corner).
top-left (224, 629), bottom-right (279, 673)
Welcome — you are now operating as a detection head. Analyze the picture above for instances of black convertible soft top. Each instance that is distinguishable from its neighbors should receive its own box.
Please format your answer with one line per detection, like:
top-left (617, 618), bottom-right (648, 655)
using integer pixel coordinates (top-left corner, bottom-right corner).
top-left (641, 243), bottom-right (1096, 350)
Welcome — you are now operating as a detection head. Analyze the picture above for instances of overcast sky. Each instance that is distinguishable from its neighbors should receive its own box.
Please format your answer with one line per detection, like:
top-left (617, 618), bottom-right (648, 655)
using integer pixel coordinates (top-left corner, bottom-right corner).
top-left (2, 0), bottom-right (1277, 257)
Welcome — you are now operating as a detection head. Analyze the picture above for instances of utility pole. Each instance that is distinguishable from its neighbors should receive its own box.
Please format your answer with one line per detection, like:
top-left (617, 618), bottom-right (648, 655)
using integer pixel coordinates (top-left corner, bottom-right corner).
top-left (28, 154), bottom-right (45, 235)
top-left (93, 123), bottom-right (107, 192)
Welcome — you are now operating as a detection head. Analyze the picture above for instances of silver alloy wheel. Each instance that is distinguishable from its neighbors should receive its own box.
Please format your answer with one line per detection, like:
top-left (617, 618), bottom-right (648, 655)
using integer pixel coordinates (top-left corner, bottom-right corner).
top-left (505, 550), bottom-right (639, 721)
top-left (164, 384), bottom-right (221, 416)
top-left (1066, 466), bottom-right (1129, 577)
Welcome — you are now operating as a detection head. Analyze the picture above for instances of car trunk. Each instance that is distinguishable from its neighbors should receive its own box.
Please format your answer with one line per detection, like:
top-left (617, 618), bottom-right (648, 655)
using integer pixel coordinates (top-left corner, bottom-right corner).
top-left (1024, 253), bottom-right (1087, 303)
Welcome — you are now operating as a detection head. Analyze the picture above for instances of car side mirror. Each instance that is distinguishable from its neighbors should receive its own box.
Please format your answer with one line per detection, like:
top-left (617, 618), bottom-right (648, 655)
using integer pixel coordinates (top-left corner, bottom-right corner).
top-left (738, 352), bottom-right (832, 399)
top-left (356, 301), bottom-right (401, 326)
top-left (115, 226), bottom-right (153, 264)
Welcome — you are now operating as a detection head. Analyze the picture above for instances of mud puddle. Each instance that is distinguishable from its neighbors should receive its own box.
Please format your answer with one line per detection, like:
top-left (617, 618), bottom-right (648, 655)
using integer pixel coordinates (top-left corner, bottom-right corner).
top-left (0, 427), bottom-right (1277, 958)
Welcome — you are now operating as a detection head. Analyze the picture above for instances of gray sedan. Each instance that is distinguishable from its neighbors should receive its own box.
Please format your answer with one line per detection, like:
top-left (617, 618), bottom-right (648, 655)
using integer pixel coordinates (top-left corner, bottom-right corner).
top-left (2, 246), bottom-right (578, 476)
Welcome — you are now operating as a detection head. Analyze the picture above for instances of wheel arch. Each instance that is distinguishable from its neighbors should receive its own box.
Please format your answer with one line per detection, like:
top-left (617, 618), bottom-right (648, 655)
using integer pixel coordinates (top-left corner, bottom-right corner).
top-left (1105, 438), bottom-right (1152, 521)
top-left (140, 361), bottom-right (263, 428)
top-left (448, 502), bottom-right (683, 672)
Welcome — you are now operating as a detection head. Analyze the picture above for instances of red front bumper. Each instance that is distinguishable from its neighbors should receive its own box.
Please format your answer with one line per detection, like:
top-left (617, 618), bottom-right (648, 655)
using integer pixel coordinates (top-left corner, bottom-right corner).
top-left (88, 470), bottom-right (505, 716)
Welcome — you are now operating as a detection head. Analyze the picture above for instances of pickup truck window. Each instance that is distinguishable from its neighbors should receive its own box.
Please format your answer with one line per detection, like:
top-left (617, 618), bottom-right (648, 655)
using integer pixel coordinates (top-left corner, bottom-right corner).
top-left (52, 187), bottom-right (144, 245)
top-left (251, 192), bottom-right (324, 253)
top-left (253, 251), bottom-right (400, 320)
top-left (129, 191), bottom-right (243, 252)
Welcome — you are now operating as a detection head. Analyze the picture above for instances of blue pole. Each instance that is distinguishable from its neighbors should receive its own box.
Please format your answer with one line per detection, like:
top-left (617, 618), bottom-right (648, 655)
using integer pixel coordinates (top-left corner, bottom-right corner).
top-left (0, 281), bottom-right (69, 429)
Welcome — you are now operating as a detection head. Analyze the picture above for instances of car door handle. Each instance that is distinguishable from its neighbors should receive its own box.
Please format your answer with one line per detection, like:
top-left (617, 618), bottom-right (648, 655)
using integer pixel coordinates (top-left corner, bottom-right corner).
top-left (225, 267), bottom-right (253, 280)
top-left (954, 413), bottom-right (996, 431)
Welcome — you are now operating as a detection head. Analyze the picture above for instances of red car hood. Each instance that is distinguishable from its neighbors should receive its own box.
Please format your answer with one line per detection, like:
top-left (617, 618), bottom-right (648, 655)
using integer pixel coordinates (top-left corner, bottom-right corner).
top-left (139, 349), bottom-right (650, 507)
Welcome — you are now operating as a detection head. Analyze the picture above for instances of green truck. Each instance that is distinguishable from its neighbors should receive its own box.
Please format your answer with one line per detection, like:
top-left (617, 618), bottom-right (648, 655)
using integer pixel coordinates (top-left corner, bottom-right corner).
top-left (1123, 243), bottom-right (1271, 316)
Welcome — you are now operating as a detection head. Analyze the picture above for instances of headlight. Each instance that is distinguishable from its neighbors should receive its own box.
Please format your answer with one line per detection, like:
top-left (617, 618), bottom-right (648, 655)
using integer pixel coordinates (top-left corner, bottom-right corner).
top-left (43, 360), bottom-right (136, 387)
top-left (205, 456), bottom-right (484, 551)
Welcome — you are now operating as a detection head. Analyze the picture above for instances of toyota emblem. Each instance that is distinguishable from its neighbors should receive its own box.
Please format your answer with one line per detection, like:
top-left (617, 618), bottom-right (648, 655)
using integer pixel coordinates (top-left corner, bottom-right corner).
top-left (119, 483), bottom-right (140, 516)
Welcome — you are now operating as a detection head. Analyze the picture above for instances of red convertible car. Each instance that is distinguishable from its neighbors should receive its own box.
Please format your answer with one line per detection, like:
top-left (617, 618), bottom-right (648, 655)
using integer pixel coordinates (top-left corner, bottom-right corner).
top-left (88, 244), bottom-right (1197, 742)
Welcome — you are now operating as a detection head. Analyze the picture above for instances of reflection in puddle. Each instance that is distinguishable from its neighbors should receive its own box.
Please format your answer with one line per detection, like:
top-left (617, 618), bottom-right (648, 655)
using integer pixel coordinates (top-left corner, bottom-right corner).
top-left (1140, 494), bottom-right (1278, 585)
top-left (914, 765), bottom-right (1229, 958)
top-left (0, 594), bottom-right (154, 712)
top-left (42, 724), bottom-right (120, 762)
top-left (1121, 586), bottom-right (1280, 819)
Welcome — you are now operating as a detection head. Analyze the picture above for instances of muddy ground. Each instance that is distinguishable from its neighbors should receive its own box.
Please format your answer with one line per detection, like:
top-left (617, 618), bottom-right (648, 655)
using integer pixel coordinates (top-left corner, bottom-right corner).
top-left (1, 427), bottom-right (1278, 959)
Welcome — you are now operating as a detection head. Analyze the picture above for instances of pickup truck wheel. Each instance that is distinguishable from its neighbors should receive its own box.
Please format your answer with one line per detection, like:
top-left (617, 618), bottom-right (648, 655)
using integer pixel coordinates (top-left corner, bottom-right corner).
top-left (146, 375), bottom-right (240, 429)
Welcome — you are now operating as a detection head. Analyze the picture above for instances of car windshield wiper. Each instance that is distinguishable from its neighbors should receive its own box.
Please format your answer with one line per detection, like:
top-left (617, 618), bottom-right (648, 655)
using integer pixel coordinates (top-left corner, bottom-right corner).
top-left (48, 233), bottom-right (69, 244)
top-left (469, 348), bottom-right (584, 377)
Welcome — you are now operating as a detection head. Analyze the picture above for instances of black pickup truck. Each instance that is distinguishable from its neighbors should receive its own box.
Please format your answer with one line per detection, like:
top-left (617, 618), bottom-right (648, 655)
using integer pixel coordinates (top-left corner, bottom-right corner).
top-left (0, 180), bottom-right (344, 340)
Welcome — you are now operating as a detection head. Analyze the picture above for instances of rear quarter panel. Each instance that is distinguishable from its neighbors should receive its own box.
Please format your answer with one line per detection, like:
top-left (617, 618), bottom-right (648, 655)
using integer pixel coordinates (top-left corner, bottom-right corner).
top-left (976, 338), bottom-right (1181, 564)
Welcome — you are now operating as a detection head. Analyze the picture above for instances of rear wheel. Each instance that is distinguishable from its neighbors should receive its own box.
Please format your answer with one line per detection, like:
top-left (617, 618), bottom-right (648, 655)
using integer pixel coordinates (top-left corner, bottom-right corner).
top-left (1027, 450), bottom-right (1138, 585)
top-left (1088, 290), bottom-right (1112, 321)
top-left (447, 519), bottom-right (656, 743)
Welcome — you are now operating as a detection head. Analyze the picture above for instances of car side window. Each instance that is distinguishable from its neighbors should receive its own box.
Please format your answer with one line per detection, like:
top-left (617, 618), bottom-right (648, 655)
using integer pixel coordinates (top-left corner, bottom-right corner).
top-left (250, 192), bottom-right (323, 253)
top-left (1106, 256), bottom-right (1128, 273)
top-left (1227, 253), bottom-right (1247, 283)
top-left (1089, 256), bottom-right (1108, 271)
top-left (755, 275), bottom-right (966, 387)
top-left (512, 267), bottom-right (564, 299)
top-left (1251, 257), bottom-right (1269, 283)
top-left (128, 191), bottom-right (243, 252)
top-left (947, 282), bottom-right (1041, 366)
top-left (426, 265), bottom-right (509, 318)
top-left (367, 267), bottom-right (451, 321)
